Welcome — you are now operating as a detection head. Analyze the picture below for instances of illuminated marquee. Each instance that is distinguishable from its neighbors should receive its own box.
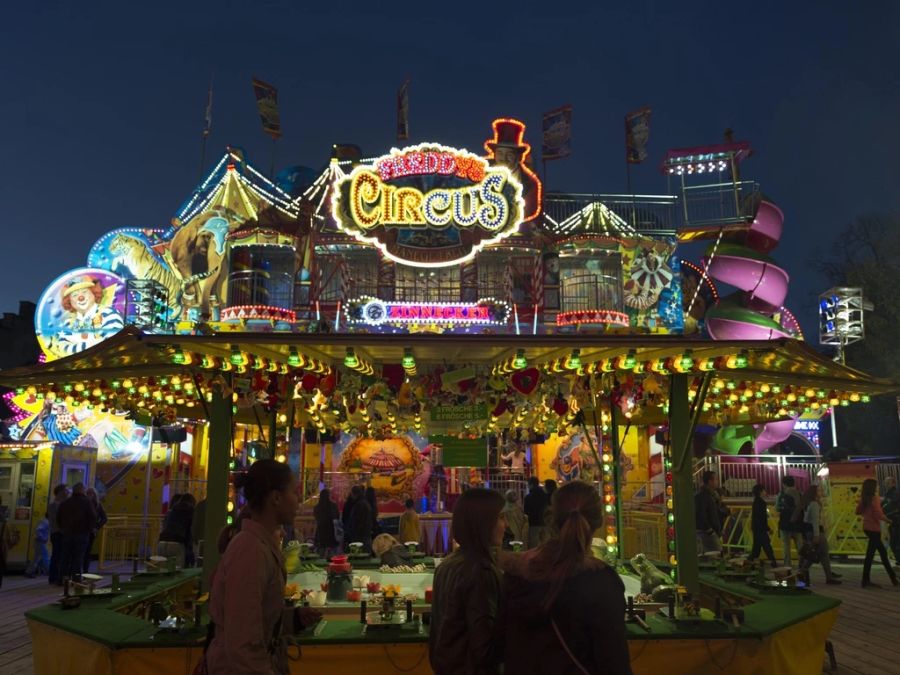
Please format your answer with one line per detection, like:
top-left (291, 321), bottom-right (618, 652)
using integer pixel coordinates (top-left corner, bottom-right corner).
top-left (346, 297), bottom-right (509, 327)
top-left (332, 140), bottom-right (528, 268)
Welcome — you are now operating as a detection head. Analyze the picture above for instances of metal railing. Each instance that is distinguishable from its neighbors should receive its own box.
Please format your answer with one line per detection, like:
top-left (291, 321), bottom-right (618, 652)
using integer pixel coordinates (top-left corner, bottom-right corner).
top-left (680, 180), bottom-right (759, 227)
top-left (98, 514), bottom-right (165, 570)
top-left (622, 510), bottom-right (667, 561)
top-left (695, 455), bottom-right (826, 497)
top-left (560, 273), bottom-right (623, 314)
top-left (543, 193), bottom-right (677, 235)
top-left (168, 478), bottom-right (207, 503)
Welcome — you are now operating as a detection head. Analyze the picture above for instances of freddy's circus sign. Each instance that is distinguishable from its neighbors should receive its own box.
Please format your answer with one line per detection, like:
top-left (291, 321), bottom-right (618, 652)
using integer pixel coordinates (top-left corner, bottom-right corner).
top-left (332, 141), bottom-right (527, 267)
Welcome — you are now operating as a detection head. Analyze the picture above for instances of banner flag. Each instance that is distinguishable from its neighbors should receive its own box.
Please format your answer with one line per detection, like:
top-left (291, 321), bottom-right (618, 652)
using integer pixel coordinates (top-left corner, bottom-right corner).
top-left (397, 79), bottom-right (410, 142)
top-left (542, 105), bottom-right (572, 161)
top-left (252, 78), bottom-right (282, 139)
top-left (625, 107), bottom-right (651, 164)
top-left (202, 83), bottom-right (213, 138)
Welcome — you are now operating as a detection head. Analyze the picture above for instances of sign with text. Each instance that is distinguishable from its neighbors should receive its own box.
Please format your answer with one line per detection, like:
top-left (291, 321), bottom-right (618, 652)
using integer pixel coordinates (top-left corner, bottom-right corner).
top-left (430, 435), bottom-right (487, 467)
top-left (331, 119), bottom-right (541, 267)
top-left (429, 404), bottom-right (488, 422)
top-left (346, 298), bottom-right (509, 327)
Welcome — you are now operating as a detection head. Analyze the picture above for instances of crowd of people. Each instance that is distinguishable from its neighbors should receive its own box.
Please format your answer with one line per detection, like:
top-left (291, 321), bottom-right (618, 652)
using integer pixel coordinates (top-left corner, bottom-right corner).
top-left (38, 482), bottom-right (108, 584)
top-left (696, 471), bottom-right (899, 588)
top-left (202, 460), bottom-right (631, 675)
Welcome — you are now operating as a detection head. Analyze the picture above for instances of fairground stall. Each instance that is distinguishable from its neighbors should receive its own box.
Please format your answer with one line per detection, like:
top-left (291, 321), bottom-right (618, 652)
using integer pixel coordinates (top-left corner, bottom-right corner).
top-left (3, 118), bottom-right (897, 674)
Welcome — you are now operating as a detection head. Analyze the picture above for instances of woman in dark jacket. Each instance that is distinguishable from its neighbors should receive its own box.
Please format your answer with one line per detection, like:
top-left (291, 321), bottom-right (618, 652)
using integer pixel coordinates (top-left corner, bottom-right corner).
top-left (500, 480), bottom-right (631, 675)
top-left (158, 494), bottom-right (195, 567)
top-left (341, 485), bottom-right (361, 549)
top-left (313, 488), bottom-right (339, 557)
top-left (365, 486), bottom-right (380, 539)
top-left (429, 487), bottom-right (506, 675)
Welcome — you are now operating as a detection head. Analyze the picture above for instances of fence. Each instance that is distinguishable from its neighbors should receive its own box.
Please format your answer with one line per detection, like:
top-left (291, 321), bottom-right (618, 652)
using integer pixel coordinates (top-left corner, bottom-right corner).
top-left (98, 514), bottom-right (165, 570)
top-left (694, 455), bottom-right (825, 498)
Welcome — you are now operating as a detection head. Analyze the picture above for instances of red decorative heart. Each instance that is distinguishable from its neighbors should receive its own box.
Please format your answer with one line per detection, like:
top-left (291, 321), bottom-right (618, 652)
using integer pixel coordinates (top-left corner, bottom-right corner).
top-left (552, 397), bottom-right (569, 416)
top-left (510, 368), bottom-right (540, 396)
top-left (301, 373), bottom-right (319, 392)
top-left (491, 400), bottom-right (508, 418)
top-left (319, 373), bottom-right (336, 395)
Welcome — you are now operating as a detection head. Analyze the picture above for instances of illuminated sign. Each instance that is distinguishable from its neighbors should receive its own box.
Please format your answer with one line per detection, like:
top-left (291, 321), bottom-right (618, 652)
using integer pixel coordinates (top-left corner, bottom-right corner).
top-left (556, 310), bottom-right (630, 327)
top-left (332, 119), bottom-right (540, 268)
top-left (346, 297), bottom-right (509, 327)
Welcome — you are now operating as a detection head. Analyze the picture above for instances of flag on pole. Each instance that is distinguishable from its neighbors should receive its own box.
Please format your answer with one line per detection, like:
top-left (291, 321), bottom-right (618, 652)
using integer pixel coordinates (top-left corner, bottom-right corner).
top-left (397, 79), bottom-right (410, 142)
top-left (251, 78), bottom-right (282, 139)
top-left (625, 107), bottom-right (651, 164)
top-left (542, 105), bottom-right (572, 161)
top-left (202, 82), bottom-right (213, 139)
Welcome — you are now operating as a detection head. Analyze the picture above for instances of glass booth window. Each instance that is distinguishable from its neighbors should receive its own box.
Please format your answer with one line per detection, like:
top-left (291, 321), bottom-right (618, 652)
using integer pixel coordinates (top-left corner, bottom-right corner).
top-left (559, 254), bottom-right (622, 313)
top-left (395, 266), bottom-right (461, 302)
top-left (477, 255), bottom-right (536, 305)
top-left (314, 251), bottom-right (379, 302)
top-left (227, 246), bottom-right (296, 310)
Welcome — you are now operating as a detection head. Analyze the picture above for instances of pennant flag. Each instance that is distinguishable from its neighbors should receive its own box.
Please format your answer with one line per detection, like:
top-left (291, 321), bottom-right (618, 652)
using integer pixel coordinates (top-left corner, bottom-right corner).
top-left (625, 107), bottom-right (651, 164)
top-left (202, 82), bottom-right (213, 138)
top-left (397, 79), bottom-right (410, 142)
top-left (252, 78), bottom-right (282, 139)
top-left (542, 105), bottom-right (572, 161)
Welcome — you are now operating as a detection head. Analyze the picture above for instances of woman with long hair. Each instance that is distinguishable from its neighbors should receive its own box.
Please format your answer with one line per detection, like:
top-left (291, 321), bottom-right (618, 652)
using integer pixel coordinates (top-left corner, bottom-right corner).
top-left (856, 478), bottom-right (898, 588)
top-left (799, 484), bottom-right (841, 585)
top-left (429, 488), bottom-right (506, 675)
top-left (205, 460), bottom-right (320, 674)
top-left (500, 480), bottom-right (631, 675)
top-left (312, 488), bottom-right (339, 558)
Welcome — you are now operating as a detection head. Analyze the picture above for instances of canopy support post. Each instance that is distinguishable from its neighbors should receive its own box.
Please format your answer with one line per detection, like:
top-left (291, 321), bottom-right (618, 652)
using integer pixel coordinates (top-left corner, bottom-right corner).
top-left (202, 384), bottom-right (231, 587)
top-left (670, 374), bottom-right (697, 593)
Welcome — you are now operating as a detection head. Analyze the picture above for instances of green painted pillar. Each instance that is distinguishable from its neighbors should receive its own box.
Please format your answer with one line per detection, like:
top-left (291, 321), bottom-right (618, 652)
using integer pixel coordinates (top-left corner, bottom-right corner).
top-left (669, 373), bottom-right (699, 593)
top-left (202, 386), bottom-right (231, 587)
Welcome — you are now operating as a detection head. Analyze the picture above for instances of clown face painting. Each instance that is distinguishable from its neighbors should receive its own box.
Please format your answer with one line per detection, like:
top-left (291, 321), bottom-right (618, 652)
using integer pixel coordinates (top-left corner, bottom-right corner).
top-left (35, 268), bottom-right (126, 361)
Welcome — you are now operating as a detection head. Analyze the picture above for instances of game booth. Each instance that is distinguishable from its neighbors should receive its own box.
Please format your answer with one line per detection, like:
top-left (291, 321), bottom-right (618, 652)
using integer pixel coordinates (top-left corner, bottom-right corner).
top-left (4, 118), bottom-right (897, 675)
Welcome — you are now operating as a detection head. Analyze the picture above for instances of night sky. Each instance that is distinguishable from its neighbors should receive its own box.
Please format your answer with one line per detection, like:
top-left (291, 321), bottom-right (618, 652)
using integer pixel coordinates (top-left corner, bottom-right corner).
top-left (3, 1), bottom-right (898, 340)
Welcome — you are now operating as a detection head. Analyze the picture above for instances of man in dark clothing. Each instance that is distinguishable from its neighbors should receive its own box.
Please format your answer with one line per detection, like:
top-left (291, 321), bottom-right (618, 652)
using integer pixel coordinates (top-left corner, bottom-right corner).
top-left (47, 484), bottom-right (69, 585)
top-left (342, 485), bottom-right (362, 550)
top-left (749, 484), bottom-right (776, 565)
top-left (349, 491), bottom-right (373, 553)
top-left (56, 483), bottom-right (97, 581)
top-left (882, 476), bottom-right (900, 563)
top-left (695, 471), bottom-right (723, 554)
top-left (158, 493), bottom-right (195, 567)
top-left (523, 477), bottom-right (549, 549)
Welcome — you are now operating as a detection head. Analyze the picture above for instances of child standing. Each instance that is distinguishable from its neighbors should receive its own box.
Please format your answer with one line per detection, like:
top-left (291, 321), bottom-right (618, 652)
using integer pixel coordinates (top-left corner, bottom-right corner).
top-left (25, 514), bottom-right (51, 578)
top-left (749, 484), bottom-right (776, 565)
top-left (398, 499), bottom-right (421, 545)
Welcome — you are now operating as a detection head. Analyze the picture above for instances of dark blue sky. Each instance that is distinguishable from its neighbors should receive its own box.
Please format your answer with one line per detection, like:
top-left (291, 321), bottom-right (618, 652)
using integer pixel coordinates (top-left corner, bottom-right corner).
top-left (3, 1), bottom-right (898, 339)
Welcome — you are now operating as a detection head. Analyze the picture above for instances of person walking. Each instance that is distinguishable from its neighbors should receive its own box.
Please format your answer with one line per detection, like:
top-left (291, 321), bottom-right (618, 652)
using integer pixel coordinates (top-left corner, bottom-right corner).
top-left (776, 476), bottom-right (804, 567)
top-left (47, 484), bottom-right (69, 585)
top-left (204, 460), bottom-right (320, 674)
top-left (881, 476), bottom-right (900, 563)
top-left (25, 513), bottom-right (51, 578)
top-left (523, 477), bottom-right (548, 549)
top-left (500, 480), bottom-right (632, 675)
top-left (501, 490), bottom-right (528, 547)
top-left (748, 484), bottom-right (776, 566)
top-left (313, 488), bottom-right (339, 558)
top-left (856, 478), bottom-right (898, 588)
top-left (429, 488), bottom-right (506, 675)
top-left (56, 483), bottom-right (97, 581)
top-left (799, 484), bottom-right (841, 585)
top-left (83, 488), bottom-right (107, 574)
top-left (695, 471), bottom-right (723, 554)
top-left (398, 498), bottom-right (421, 545)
